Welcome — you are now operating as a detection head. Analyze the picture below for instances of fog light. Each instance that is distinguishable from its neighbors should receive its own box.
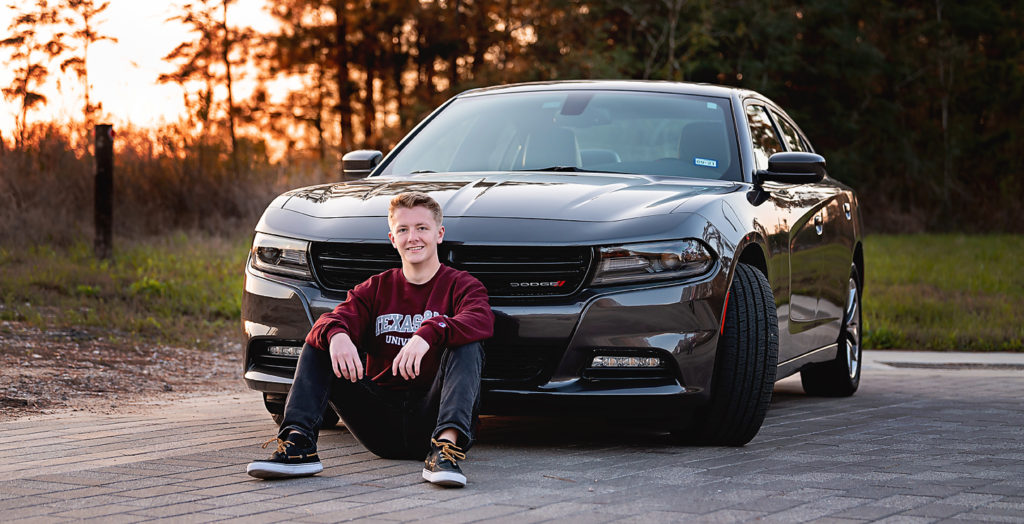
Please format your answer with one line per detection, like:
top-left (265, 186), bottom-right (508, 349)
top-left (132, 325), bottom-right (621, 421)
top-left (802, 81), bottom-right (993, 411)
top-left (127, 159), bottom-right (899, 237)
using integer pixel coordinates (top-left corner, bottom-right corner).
top-left (591, 356), bottom-right (662, 368)
top-left (267, 345), bottom-right (303, 357)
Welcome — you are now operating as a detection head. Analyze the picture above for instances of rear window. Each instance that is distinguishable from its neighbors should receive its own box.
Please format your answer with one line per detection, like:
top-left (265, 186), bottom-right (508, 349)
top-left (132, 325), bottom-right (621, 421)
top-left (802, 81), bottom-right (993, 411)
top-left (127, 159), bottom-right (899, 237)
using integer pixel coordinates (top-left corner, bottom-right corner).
top-left (378, 90), bottom-right (741, 181)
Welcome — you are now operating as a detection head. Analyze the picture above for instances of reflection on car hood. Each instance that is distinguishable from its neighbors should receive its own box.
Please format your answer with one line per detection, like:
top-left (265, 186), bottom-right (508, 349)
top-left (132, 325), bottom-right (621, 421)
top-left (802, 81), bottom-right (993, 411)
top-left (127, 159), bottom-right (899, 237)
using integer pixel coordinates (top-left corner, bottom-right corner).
top-left (280, 172), bottom-right (738, 222)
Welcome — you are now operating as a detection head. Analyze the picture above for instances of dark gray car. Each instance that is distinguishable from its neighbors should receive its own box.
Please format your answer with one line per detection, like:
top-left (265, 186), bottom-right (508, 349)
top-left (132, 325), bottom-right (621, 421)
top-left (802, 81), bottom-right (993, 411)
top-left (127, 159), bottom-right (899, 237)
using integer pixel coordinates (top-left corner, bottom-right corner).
top-left (242, 80), bottom-right (864, 446)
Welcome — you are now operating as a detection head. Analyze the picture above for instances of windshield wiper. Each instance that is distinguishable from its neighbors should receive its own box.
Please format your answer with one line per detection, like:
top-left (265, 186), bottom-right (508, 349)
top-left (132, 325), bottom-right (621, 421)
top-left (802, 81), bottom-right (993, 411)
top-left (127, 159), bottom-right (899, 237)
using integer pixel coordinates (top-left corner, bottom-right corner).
top-left (410, 169), bottom-right (436, 174)
top-left (522, 166), bottom-right (583, 172)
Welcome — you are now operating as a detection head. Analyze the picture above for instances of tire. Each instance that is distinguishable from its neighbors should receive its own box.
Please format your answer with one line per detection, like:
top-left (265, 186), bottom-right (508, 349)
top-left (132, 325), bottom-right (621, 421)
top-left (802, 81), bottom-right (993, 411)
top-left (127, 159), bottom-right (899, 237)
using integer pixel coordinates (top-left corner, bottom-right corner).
top-left (800, 264), bottom-right (862, 397)
top-left (677, 263), bottom-right (779, 446)
top-left (264, 393), bottom-right (340, 428)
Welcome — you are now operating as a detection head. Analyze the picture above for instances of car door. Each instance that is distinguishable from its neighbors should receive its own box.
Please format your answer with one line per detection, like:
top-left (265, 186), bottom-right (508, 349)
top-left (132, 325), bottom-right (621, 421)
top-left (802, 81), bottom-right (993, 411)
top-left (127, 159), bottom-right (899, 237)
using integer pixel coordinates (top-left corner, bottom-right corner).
top-left (808, 187), bottom-right (857, 347)
top-left (745, 101), bottom-right (829, 362)
top-left (772, 108), bottom-right (850, 343)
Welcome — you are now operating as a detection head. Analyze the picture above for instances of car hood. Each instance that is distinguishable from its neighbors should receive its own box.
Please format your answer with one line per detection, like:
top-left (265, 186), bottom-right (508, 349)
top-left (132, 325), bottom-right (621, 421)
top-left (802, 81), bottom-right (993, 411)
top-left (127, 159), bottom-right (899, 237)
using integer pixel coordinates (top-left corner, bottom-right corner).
top-left (278, 172), bottom-right (738, 222)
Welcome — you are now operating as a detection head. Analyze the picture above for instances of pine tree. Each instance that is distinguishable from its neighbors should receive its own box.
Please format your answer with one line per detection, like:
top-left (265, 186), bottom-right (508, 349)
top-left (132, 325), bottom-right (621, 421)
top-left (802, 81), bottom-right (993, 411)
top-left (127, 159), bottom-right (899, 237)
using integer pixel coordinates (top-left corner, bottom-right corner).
top-left (158, 0), bottom-right (243, 175)
top-left (58, 0), bottom-right (117, 128)
top-left (1, 0), bottom-right (66, 147)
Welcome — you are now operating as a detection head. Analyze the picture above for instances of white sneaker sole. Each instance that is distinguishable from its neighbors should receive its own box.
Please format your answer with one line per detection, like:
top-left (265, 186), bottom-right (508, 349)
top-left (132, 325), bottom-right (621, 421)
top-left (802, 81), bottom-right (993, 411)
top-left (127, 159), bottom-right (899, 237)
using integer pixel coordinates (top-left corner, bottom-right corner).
top-left (247, 461), bottom-right (323, 479)
top-left (422, 468), bottom-right (466, 487)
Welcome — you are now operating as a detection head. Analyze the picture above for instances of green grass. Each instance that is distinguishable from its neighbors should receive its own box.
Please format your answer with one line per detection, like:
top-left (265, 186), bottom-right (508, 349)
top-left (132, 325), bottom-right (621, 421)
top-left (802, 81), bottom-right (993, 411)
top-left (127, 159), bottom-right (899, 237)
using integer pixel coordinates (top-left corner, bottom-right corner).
top-left (0, 232), bottom-right (250, 349)
top-left (863, 234), bottom-right (1024, 351)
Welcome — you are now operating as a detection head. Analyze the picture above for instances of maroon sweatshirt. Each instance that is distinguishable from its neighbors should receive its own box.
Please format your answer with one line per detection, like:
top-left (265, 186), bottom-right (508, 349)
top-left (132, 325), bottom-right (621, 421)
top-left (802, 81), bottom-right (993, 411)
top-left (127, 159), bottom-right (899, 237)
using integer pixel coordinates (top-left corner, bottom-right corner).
top-left (305, 264), bottom-right (494, 389)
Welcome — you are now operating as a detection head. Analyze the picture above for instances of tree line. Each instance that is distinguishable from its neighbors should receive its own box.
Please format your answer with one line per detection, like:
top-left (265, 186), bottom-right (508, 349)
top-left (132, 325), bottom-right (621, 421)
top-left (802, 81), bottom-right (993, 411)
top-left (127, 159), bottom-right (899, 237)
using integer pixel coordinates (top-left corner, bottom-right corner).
top-left (2, 0), bottom-right (1022, 233)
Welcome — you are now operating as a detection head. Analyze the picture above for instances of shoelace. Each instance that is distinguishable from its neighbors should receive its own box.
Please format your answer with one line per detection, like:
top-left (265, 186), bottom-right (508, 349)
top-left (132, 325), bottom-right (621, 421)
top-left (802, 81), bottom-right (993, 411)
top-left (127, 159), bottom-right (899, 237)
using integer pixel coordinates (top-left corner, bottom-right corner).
top-left (431, 438), bottom-right (466, 465)
top-left (261, 437), bottom-right (294, 455)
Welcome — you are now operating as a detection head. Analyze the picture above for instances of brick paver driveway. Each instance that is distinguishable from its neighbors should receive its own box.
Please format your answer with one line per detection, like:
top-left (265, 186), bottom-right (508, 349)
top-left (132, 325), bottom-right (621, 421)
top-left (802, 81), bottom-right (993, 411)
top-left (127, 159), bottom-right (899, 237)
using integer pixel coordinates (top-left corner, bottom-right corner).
top-left (2, 350), bottom-right (1022, 523)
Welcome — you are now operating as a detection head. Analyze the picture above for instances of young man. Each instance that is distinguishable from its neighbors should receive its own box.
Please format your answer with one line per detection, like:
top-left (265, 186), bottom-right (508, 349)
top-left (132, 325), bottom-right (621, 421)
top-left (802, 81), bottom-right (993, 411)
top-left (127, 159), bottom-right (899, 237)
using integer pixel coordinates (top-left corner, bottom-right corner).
top-left (247, 192), bottom-right (494, 487)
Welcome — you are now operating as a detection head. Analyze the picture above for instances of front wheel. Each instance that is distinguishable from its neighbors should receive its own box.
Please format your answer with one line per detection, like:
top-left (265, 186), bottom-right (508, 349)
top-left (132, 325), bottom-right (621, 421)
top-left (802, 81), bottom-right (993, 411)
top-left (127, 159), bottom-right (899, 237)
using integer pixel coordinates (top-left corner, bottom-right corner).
top-left (676, 263), bottom-right (779, 446)
top-left (800, 264), bottom-right (862, 397)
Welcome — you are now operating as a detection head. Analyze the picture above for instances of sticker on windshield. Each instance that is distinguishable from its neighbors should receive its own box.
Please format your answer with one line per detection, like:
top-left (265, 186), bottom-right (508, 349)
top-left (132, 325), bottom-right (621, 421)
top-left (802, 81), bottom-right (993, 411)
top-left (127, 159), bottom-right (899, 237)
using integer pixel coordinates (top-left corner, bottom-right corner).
top-left (706, 102), bottom-right (718, 110)
top-left (694, 157), bottom-right (718, 168)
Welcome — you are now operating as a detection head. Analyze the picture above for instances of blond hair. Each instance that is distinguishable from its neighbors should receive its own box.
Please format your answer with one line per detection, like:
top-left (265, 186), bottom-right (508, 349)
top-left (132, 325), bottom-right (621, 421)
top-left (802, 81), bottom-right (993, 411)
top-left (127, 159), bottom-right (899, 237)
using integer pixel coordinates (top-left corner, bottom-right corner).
top-left (388, 192), bottom-right (443, 225)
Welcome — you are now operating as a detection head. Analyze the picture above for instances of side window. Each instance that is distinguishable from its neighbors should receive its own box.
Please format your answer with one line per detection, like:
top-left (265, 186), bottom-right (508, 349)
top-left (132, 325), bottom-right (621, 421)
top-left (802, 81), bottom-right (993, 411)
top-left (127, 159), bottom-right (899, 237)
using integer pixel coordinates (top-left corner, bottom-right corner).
top-left (772, 110), bottom-right (809, 153)
top-left (745, 104), bottom-right (782, 170)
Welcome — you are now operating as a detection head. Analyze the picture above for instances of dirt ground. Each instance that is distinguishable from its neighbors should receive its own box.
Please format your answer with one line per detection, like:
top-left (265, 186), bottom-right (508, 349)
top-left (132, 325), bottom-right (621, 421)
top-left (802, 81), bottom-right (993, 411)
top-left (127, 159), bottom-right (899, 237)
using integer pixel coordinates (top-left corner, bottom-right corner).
top-left (0, 320), bottom-right (242, 421)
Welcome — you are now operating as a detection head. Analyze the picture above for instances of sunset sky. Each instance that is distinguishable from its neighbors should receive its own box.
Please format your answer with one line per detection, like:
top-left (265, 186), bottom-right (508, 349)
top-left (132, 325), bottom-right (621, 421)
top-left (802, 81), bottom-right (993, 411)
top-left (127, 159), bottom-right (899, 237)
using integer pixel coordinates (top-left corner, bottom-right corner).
top-left (0, 0), bottom-right (277, 136)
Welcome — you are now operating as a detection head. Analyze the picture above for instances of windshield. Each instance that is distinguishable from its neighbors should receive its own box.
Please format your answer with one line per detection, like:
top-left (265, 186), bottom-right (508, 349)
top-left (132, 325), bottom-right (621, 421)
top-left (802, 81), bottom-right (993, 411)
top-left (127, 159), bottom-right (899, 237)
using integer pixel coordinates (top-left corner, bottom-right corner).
top-left (377, 89), bottom-right (741, 181)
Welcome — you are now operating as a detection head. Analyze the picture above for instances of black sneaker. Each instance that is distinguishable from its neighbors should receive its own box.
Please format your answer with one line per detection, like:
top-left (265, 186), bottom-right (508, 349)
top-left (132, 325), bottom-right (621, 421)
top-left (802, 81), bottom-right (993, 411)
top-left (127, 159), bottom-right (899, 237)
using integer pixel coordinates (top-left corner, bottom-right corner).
top-left (422, 438), bottom-right (466, 487)
top-left (247, 434), bottom-right (323, 479)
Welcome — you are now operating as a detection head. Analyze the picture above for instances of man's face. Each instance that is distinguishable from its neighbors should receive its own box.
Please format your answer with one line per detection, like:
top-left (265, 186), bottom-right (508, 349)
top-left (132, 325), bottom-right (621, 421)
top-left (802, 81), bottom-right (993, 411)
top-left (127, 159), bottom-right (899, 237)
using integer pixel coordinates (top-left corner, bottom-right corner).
top-left (388, 205), bottom-right (444, 266)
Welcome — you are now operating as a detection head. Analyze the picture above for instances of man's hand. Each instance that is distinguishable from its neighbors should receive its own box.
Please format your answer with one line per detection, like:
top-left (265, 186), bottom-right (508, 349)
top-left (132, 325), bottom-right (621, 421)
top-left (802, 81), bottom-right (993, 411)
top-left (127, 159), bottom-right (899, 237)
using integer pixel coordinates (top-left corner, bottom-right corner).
top-left (392, 335), bottom-right (430, 380)
top-left (329, 332), bottom-right (363, 382)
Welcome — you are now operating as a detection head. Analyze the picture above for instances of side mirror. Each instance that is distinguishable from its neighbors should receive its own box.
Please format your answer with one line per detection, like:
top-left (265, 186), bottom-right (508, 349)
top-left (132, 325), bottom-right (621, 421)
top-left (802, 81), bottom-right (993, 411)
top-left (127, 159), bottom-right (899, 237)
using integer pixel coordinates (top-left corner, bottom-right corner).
top-left (755, 152), bottom-right (826, 185)
top-left (342, 150), bottom-right (383, 179)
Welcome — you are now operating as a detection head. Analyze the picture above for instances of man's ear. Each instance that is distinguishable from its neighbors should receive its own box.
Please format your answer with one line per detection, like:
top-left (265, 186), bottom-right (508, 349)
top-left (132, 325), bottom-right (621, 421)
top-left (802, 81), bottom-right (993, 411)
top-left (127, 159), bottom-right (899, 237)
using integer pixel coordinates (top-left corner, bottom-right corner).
top-left (437, 225), bottom-right (445, 244)
top-left (388, 231), bottom-right (396, 248)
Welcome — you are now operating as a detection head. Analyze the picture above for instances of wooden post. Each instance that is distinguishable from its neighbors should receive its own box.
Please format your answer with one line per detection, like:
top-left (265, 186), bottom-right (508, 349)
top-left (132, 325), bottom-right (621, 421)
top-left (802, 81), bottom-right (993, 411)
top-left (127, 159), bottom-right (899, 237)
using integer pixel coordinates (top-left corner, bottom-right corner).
top-left (94, 124), bottom-right (113, 259)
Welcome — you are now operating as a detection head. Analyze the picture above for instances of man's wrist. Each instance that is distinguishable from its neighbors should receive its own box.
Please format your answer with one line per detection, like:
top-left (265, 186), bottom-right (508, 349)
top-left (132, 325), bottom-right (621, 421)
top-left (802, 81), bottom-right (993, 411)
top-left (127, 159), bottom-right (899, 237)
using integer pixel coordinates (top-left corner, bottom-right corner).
top-left (328, 330), bottom-right (351, 345)
top-left (413, 324), bottom-right (440, 348)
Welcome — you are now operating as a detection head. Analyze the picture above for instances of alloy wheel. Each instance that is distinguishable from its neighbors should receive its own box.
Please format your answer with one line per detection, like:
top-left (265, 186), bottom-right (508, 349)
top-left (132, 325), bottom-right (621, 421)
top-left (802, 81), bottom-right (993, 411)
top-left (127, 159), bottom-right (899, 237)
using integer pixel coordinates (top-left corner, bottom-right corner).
top-left (843, 276), bottom-right (861, 379)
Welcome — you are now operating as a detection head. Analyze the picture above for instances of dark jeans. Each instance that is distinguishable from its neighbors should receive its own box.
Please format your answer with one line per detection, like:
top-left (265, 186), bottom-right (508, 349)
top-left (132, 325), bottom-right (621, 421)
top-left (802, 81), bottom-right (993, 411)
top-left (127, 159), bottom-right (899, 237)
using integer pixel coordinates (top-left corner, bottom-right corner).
top-left (278, 342), bottom-right (484, 460)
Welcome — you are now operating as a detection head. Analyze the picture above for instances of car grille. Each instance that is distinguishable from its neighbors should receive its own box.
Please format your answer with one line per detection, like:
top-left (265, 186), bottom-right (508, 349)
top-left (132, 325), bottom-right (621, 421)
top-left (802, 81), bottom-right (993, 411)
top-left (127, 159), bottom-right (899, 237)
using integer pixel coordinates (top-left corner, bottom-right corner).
top-left (310, 243), bottom-right (593, 298)
top-left (310, 243), bottom-right (402, 292)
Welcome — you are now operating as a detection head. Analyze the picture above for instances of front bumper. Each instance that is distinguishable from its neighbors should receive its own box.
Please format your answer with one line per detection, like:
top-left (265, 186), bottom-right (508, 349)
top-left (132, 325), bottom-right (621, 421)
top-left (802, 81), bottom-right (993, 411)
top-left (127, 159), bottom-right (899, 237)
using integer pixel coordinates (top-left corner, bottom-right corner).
top-left (242, 261), bottom-right (727, 416)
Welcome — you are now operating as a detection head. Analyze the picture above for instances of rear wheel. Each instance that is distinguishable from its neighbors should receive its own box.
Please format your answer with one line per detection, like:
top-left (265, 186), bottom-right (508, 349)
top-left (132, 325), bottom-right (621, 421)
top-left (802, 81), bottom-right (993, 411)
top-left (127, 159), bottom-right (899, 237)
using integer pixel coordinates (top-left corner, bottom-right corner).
top-left (801, 264), bottom-right (862, 396)
top-left (676, 263), bottom-right (779, 446)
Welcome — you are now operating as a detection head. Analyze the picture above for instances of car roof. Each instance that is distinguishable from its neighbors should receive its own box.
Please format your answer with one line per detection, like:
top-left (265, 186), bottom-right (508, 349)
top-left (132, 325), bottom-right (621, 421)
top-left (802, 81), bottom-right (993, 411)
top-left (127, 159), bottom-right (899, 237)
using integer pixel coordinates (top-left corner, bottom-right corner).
top-left (456, 79), bottom-right (757, 100)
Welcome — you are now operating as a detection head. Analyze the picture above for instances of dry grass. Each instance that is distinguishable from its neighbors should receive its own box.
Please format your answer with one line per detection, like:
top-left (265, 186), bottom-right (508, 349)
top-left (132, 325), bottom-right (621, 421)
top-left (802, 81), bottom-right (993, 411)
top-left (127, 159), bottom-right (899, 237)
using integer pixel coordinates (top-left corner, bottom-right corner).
top-left (0, 120), bottom-right (334, 246)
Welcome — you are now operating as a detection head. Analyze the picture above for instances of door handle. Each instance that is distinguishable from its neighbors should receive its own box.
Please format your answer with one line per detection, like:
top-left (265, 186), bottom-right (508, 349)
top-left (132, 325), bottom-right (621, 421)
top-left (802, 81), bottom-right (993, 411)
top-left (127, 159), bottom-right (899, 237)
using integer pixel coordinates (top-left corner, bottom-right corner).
top-left (814, 214), bottom-right (823, 235)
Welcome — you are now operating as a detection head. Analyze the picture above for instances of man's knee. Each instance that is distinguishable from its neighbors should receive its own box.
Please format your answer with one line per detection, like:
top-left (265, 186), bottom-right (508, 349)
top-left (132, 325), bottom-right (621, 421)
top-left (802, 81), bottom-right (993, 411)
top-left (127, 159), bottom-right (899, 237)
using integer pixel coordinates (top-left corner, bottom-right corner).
top-left (445, 341), bottom-right (484, 369)
top-left (449, 341), bottom-right (483, 357)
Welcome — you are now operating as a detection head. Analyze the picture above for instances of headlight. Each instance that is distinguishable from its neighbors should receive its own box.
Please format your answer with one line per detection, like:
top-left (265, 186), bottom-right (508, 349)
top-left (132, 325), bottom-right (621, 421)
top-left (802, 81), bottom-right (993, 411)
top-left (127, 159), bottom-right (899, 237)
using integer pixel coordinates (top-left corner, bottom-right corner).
top-left (250, 232), bottom-right (312, 280)
top-left (591, 240), bottom-right (713, 285)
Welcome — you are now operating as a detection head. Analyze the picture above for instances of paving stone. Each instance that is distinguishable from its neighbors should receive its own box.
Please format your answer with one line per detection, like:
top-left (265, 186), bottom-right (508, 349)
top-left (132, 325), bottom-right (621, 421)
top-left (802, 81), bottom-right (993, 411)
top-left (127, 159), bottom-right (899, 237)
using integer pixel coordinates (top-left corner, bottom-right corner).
top-left (939, 493), bottom-right (1005, 506)
top-left (903, 503), bottom-right (972, 518)
top-left (0, 494), bottom-right (69, 512)
top-left (729, 494), bottom-right (807, 513)
top-left (759, 496), bottom-right (867, 523)
top-left (78, 514), bottom-right (149, 524)
top-left (691, 509), bottom-right (768, 523)
top-left (275, 497), bottom-right (364, 514)
top-left (2, 504), bottom-right (68, 521)
top-left (872, 516), bottom-right (935, 524)
top-left (831, 504), bottom-right (902, 521)
top-left (414, 502), bottom-right (527, 524)
top-left (124, 501), bottom-right (220, 518)
top-left (605, 511), bottom-right (700, 524)
top-left (871, 495), bottom-right (941, 510)
top-left (365, 501), bottom-right (453, 521)
top-left (205, 500), bottom-right (301, 517)
top-left (48, 503), bottom-right (145, 519)
top-left (119, 492), bottom-right (212, 507)
top-left (2, 354), bottom-right (1023, 523)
